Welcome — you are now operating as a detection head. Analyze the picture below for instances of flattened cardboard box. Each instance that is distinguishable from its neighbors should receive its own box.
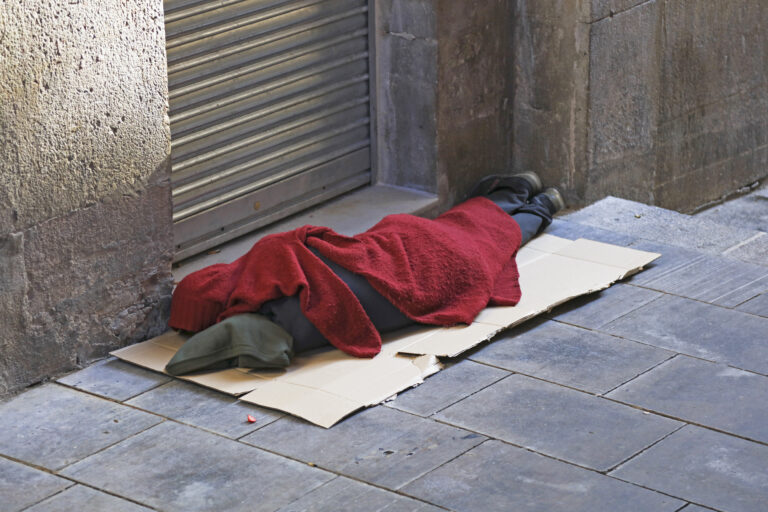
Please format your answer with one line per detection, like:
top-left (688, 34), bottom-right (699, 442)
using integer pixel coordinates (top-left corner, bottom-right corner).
top-left (113, 235), bottom-right (659, 428)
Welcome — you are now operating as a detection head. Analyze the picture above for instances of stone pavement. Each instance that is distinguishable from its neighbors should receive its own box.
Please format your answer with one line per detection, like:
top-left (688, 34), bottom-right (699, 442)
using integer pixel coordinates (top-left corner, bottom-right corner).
top-left (2, 187), bottom-right (767, 512)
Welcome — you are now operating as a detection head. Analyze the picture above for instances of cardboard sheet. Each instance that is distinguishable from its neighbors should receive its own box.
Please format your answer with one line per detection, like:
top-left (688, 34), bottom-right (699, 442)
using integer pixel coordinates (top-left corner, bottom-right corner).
top-left (112, 235), bottom-right (659, 428)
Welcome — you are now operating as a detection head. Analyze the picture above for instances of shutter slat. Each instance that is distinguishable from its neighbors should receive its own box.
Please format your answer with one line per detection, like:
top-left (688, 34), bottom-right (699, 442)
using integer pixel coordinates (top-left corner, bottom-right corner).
top-left (167, 0), bottom-right (372, 259)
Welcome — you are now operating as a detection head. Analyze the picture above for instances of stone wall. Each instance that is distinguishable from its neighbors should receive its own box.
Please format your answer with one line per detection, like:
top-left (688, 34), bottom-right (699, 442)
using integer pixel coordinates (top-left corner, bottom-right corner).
top-left (513, 0), bottom-right (768, 212)
top-left (0, 0), bottom-right (173, 395)
top-left (374, 0), bottom-right (514, 209)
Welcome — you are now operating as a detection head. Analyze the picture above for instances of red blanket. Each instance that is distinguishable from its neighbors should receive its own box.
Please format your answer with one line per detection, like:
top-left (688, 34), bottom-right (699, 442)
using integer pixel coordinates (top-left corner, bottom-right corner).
top-left (169, 197), bottom-right (522, 357)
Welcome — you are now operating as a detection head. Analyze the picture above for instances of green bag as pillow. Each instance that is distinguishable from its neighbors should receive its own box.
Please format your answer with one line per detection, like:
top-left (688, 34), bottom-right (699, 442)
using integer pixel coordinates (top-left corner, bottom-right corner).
top-left (165, 313), bottom-right (294, 376)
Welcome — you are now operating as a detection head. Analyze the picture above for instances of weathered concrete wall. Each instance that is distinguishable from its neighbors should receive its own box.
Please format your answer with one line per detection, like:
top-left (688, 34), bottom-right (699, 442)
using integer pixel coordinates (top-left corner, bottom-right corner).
top-left (511, 0), bottom-right (591, 207)
top-left (514, 0), bottom-right (768, 212)
top-left (589, 0), bottom-right (768, 211)
top-left (435, 0), bottom-right (515, 206)
top-left (0, 0), bottom-right (173, 395)
top-left (374, 0), bottom-right (514, 210)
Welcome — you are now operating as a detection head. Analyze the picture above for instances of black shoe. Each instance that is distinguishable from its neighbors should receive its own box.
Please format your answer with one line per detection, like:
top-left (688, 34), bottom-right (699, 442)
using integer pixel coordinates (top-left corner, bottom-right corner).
top-left (531, 187), bottom-right (566, 216)
top-left (467, 171), bottom-right (543, 200)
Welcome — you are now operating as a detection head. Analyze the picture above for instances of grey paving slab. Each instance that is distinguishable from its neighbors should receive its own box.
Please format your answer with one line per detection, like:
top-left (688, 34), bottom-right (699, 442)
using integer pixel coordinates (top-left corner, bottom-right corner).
top-left (543, 219), bottom-right (637, 246)
top-left (604, 294), bottom-right (768, 375)
top-left (0, 457), bottom-right (72, 512)
top-left (548, 283), bottom-right (663, 330)
top-left (241, 405), bottom-right (485, 490)
top-left (723, 233), bottom-right (768, 268)
top-left (24, 485), bottom-right (153, 512)
top-left (625, 239), bottom-right (708, 286)
top-left (387, 359), bottom-right (509, 417)
top-left (563, 196), bottom-right (757, 254)
top-left (126, 380), bottom-right (282, 438)
top-left (607, 355), bottom-right (768, 444)
top-left (682, 505), bottom-right (719, 512)
top-left (275, 476), bottom-right (443, 512)
top-left (0, 384), bottom-right (161, 471)
top-left (612, 426), bottom-right (768, 512)
top-left (637, 255), bottom-right (768, 307)
top-left (435, 374), bottom-right (681, 471)
top-left (470, 320), bottom-right (673, 394)
top-left (61, 422), bottom-right (333, 512)
top-left (736, 292), bottom-right (768, 317)
top-left (57, 358), bottom-right (170, 401)
top-left (401, 440), bottom-right (684, 512)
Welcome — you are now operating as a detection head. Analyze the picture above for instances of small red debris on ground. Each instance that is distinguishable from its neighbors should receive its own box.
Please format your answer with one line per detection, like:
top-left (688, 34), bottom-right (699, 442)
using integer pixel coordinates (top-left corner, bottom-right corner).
top-left (246, 414), bottom-right (257, 423)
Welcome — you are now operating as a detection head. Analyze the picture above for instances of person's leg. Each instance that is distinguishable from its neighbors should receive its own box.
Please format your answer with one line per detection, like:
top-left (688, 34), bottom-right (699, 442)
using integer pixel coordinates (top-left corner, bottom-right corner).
top-left (508, 188), bottom-right (565, 245)
top-left (477, 172), bottom-right (541, 214)
top-left (511, 212), bottom-right (545, 246)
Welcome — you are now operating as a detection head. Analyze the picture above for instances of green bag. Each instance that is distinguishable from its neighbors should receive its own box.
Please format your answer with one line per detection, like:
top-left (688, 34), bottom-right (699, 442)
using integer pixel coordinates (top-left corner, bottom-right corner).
top-left (165, 313), bottom-right (294, 376)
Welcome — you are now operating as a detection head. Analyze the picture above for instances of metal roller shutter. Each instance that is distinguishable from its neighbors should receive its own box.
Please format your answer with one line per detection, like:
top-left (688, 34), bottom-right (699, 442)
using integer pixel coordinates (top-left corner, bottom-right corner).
top-left (165, 0), bottom-right (373, 260)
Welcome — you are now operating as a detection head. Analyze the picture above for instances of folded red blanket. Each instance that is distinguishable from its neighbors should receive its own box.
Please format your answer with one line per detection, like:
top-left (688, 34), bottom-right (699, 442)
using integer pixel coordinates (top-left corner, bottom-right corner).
top-left (169, 197), bottom-right (522, 357)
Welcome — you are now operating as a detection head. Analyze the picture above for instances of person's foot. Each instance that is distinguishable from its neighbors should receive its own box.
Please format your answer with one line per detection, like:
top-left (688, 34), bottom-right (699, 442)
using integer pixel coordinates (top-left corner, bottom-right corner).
top-left (467, 171), bottom-right (543, 199)
top-left (531, 187), bottom-right (566, 215)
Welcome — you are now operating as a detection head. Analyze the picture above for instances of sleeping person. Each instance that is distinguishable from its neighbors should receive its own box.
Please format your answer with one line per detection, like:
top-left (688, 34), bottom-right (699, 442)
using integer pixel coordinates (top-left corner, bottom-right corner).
top-left (164, 172), bottom-right (565, 375)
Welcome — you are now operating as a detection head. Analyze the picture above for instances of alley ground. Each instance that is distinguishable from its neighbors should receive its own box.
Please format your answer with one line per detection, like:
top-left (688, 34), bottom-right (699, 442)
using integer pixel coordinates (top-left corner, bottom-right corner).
top-left (1, 184), bottom-right (767, 512)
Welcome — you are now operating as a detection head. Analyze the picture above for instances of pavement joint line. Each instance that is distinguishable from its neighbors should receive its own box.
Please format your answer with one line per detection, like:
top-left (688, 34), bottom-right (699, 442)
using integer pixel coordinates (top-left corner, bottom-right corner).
top-left (721, 231), bottom-right (766, 255)
top-left (604, 422), bottom-right (688, 474)
top-left (55, 356), bottom-right (171, 403)
top-left (627, 251), bottom-right (709, 282)
top-left (676, 503), bottom-right (725, 512)
top-left (384, 367), bottom-right (513, 419)
top-left (601, 395), bottom-right (768, 449)
top-left (711, 274), bottom-right (768, 307)
top-left (623, 282), bottom-right (758, 310)
top-left (233, 416), bottom-right (454, 509)
top-left (24, 479), bottom-right (162, 512)
top-left (502, 363), bottom-right (768, 449)
top-left (52, 417), bottom-right (168, 475)
top-left (232, 405), bottom-right (474, 504)
top-left (486, 435), bottom-right (703, 506)
top-left (599, 353), bottom-right (680, 397)
top-left (606, 451), bottom-right (734, 512)
top-left (432, 363), bottom-right (768, 450)
top-left (62, 415), bottom-right (345, 499)
top-left (543, 284), bottom-right (666, 330)
top-left (275, 475), bottom-right (451, 512)
top-left (57, 374), bottom-right (297, 437)
top-left (55, 378), bottom-right (284, 437)
top-left (551, 319), bottom-right (768, 379)
top-left (0, 452), bottom-right (160, 512)
top-left (391, 438), bottom-right (492, 504)
top-left (18, 485), bottom-right (75, 512)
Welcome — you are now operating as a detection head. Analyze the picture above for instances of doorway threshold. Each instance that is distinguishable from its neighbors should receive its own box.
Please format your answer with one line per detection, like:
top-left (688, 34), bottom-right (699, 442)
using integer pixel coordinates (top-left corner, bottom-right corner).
top-left (173, 184), bottom-right (438, 282)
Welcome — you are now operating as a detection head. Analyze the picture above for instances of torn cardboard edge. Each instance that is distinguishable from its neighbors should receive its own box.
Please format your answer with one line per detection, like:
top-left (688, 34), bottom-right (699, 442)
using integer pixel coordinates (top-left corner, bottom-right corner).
top-left (112, 235), bottom-right (660, 428)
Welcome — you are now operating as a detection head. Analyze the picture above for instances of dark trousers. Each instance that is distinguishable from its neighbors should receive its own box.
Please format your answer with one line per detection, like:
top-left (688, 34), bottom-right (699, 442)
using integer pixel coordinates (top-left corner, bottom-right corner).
top-left (261, 187), bottom-right (553, 353)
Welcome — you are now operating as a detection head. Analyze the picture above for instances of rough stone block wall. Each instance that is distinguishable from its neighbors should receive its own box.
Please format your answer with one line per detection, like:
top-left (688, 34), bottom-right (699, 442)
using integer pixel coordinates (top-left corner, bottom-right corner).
top-left (435, 0), bottom-right (514, 206)
top-left (512, 0), bottom-right (591, 206)
top-left (0, 0), bottom-right (173, 395)
top-left (514, 0), bottom-right (768, 212)
top-left (374, 0), bottom-right (514, 209)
